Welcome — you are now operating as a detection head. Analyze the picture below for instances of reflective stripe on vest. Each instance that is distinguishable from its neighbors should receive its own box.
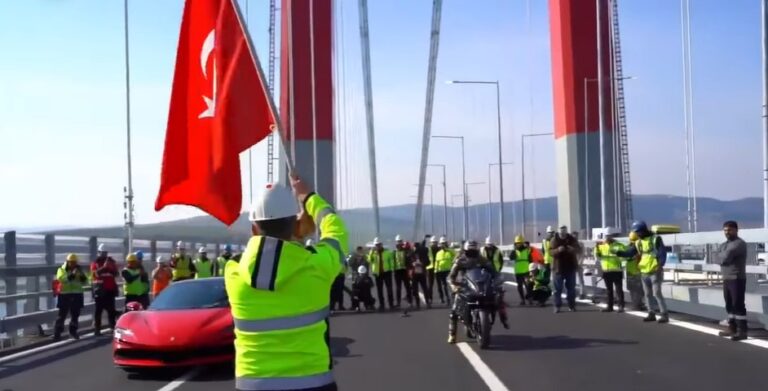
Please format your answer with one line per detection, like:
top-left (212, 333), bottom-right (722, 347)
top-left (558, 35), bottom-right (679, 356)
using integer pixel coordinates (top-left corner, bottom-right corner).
top-left (236, 371), bottom-right (335, 391)
top-left (394, 250), bottom-right (407, 270)
top-left (315, 207), bottom-right (335, 228)
top-left (543, 239), bottom-right (553, 265)
top-left (596, 243), bottom-right (623, 272)
top-left (636, 236), bottom-right (659, 274)
top-left (320, 237), bottom-right (345, 264)
top-left (514, 248), bottom-right (531, 274)
top-left (234, 306), bottom-right (330, 332)
top-left (251, 237), bottom-right (283, 291)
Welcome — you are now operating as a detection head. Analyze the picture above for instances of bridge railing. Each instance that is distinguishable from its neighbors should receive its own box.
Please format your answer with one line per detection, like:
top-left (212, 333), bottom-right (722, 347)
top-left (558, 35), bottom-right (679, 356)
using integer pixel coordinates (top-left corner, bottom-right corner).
top-left (0, 230), bottom-right (244, 349)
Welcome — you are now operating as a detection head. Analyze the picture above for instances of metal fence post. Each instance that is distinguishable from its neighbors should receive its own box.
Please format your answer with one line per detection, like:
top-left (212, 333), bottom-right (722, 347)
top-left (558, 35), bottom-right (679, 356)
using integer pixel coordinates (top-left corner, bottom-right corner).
top-left (4, 231), bottom-right (18, 317)
top-left (89, 236), bottom-right (98, 261)
top-left (43, 234), bottom-right (56, 311)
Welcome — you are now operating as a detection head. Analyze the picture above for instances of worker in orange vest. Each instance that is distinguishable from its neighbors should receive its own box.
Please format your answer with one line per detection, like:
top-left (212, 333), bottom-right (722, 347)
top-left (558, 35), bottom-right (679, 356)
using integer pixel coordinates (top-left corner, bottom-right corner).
top-left (151, 256), bottom-right (173, 298)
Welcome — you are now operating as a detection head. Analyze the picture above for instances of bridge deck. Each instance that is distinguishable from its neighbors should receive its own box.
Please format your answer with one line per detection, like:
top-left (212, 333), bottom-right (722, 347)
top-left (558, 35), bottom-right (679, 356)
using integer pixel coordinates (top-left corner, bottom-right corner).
top-left (1, 295), bottom-right (767, 391)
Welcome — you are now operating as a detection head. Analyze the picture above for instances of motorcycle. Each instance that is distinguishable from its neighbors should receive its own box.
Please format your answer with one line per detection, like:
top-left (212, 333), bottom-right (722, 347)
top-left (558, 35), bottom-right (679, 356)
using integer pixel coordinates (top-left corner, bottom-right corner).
top-left (455, 267), bottom-right (500, 349)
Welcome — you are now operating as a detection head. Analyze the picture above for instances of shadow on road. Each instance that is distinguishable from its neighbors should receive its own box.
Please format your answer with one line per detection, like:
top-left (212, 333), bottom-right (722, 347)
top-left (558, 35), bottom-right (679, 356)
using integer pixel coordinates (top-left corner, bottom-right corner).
top-left (487, 334), bottom-right (637, 351)
top-left (0, 337), bottom-right (112, 380)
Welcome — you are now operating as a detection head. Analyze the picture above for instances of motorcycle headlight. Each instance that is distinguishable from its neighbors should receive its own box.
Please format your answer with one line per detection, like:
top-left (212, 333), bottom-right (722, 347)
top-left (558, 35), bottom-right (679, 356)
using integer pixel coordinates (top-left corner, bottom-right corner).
top-left (114, 327), bottom-right (134, 341)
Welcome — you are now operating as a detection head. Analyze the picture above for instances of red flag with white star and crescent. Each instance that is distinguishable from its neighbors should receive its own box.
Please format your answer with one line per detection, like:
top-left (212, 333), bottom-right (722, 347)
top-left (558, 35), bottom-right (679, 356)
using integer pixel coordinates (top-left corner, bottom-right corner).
top-left (155, 0), bottom-right (275, 225)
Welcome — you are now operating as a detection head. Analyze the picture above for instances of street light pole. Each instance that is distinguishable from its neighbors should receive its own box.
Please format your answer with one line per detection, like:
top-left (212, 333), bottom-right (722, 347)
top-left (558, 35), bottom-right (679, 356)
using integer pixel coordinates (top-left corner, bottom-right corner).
top-left (428, 164), bottom-right (449, 236)
top-left (433, 135), bottom-right (468, 239)
top-left (489, 162), bottom-right (513, 243)
top-left (521, 133), bottom-right (553, 240)
top-left (447, 80), bottom-right (506, 244)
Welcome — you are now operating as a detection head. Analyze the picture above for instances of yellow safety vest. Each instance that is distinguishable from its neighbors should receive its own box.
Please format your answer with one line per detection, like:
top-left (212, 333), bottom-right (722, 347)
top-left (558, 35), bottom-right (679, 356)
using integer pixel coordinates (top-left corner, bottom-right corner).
top-left (368, 250), bottom-right (394, 275)
top-left (172, 254), bottom-right (193, 280)
top-left (514, 248), bottom-right (531, 274)
top-left (636, 235), bottom-right (660, 274)
top-left (123, 268), bottom-right (144, 296)
top-left (225, 193), bottom-right (347, 391)
top-left (595, 242), bottom-right (625, 272)
top-left (543, 238), bottom-right (554, 265)
top-left (435, 249), bottom-right (455, 272)
top-left (394, 249), bottom-right (408, 270)
top-left (482, 247), bottom-right (503, 271)
top-left (56, 264), bottom-right (86, 294)
top-left (426, 247), bottom-right (438, 270)
top-left (216, 256), bottom-right (229, 277)
top-left (194, 258), bottom-right (214, 278)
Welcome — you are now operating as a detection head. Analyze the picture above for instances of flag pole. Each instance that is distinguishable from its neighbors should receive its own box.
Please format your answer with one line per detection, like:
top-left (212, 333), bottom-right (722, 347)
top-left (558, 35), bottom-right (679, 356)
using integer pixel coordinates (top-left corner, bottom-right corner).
top-left (231, 0), bottom-right (296, 176)
top-left (123, 0), bottom-right (135, 253)
top-left (245, 0), bottom-right (253, 204)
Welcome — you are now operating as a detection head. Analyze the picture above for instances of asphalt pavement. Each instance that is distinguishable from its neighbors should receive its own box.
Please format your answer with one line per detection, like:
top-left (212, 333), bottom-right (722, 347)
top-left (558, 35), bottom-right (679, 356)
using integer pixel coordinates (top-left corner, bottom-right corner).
top-left (2, 297), bottom-right (768, 391)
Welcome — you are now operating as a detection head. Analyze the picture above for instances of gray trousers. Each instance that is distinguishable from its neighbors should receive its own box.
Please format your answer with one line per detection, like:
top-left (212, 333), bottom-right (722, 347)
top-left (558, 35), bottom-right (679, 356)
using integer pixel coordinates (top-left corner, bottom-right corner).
top-left (641, 270), bottom-right (667, 315)
top-left (626, 274), bottom-right (645, 309)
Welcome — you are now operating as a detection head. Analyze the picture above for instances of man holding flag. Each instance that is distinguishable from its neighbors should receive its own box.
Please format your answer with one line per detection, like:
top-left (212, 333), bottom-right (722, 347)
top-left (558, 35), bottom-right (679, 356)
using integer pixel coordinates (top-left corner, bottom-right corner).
top-left (154, 1), bottom-right (343, 389)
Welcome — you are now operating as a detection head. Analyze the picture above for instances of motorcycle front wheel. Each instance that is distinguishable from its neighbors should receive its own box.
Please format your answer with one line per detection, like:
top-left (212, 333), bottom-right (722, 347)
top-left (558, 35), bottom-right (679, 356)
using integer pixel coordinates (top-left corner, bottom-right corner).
top-left (477, 309), bottom-right (492, 349)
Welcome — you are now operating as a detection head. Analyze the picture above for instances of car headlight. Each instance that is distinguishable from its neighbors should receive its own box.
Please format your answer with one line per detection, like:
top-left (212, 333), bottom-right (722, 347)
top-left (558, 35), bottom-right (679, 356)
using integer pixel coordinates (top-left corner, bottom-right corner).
top-left (114, 327), bottom-right (134, 341)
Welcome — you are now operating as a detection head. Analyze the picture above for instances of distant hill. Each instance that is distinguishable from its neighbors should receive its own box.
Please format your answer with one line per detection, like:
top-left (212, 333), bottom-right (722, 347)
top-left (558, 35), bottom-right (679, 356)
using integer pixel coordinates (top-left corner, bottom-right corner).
top-left (42, 194), bottom-right (764, 245)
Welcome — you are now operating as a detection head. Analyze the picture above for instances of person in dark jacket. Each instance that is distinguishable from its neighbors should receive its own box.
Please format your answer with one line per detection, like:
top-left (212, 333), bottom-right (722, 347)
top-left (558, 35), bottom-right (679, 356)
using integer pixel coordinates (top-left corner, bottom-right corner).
top-left (90, 243), bottom-right (118, 335)
top-left (352, 265), bottom-right (376, 311)
top-left (716, 220), bottom-right (748, 341)
top-left (410, 242), bottom-right (429, 309)
top-left (549, 225), bottom-right (579, 312)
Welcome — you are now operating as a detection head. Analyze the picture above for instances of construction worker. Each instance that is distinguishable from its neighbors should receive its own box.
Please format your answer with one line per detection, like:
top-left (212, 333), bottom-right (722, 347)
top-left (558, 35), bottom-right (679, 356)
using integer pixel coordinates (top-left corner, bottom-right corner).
top-left (122, 253), bottom-right (149, 310)
top-left (527, 262), bottom-right (551, 306)
top-left (616, 221), bottom-right (669, 323)
top-left (550, 225), bottom-right (579, 313)
top-left (90, 243), bottom-right (118, 335)
top-left (716, 220), bottom-right (748, 341)
top-left (346, 246), bottom-right (368, 279)
top-left (409, 242), bottom-right (429, 309)
top-left (426, 236), bottom-right (440, 304)
top-left (447, 240), bottom-right (508, 344)
top-left (368, 238), bottom-right (395, 310)
top-left (434, 237), bottom-right (455, 306)
top-left (393, 235), bottom-right (412, 308)
top-left (509, 235), bottom-right (532, 305)
top-left (224, 175), bottom-right (346, 391)
top-left (626, 231), bottom-right (645, 311)
top-left (216, 244), bottom-right (234, 277)
top-left (193, 246), bottom-right (215, 278)
top-left (170, 241), bottom-right (195, 281)
top-left (594, 227), bottom-right (626, 313)
top-left (54, 253), bottom-right (88, 341)
top-left (151, 256), bottom-right (173, 298)
top-left (482, 237), bottom-right (503, 272)
top-left (542, 226), bottom-right (555, 270)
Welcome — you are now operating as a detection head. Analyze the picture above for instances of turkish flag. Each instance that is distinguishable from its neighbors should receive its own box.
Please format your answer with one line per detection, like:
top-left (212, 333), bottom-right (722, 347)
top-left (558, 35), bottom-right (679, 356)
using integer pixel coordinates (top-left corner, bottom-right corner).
top-left (155, 0), bottom-right (276, 225)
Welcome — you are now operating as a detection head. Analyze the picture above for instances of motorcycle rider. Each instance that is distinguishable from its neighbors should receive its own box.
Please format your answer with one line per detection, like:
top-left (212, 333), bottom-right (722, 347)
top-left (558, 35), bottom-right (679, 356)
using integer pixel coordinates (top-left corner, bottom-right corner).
top-left (446, 240), bottom-right (509, 344)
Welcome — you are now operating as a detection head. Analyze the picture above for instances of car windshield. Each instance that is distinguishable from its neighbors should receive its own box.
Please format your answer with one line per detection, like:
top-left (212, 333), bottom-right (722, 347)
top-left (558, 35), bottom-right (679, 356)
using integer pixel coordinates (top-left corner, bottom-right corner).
top-left (149, 278), bottom-right (229, 310)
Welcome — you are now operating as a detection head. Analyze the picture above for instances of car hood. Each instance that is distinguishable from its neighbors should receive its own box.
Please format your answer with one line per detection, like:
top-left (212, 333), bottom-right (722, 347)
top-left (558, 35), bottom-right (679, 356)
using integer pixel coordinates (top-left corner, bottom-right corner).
top-left (116, 308), bottom-right (233, 347)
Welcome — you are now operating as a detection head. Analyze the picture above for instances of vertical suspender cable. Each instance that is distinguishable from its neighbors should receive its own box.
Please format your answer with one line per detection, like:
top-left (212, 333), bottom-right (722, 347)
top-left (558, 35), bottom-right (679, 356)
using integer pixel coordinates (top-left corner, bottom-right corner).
top-left (685, 0), bottom-right (698, 232)
top-left (526, 0), bottom-right (538, 239)
top-left (288, 0), bottom-right (297, 167)
top-left (309, 0), bottom-right (319, 238)
top-left (680, 0), bottom-right (693, 232)
top-left (123, 0), bottom-right (135, 253)
top-left (245, 0), bottom-right (253, 201)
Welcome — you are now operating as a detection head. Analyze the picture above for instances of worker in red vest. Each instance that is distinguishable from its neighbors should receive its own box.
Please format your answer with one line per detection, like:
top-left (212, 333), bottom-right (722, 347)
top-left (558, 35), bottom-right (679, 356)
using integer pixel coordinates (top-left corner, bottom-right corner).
top-left (90, 243), bottom-right (118, 335)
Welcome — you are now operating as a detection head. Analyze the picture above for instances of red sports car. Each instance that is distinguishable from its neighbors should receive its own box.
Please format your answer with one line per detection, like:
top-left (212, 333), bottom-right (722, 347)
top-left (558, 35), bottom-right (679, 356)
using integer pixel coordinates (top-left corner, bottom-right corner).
top-left (113, 277), bottom-right (234, 370)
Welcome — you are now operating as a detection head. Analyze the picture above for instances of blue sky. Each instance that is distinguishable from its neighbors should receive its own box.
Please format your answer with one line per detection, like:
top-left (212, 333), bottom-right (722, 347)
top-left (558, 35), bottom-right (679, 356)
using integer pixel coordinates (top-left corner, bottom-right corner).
top-left (0, 0), bottom-right (764, 229)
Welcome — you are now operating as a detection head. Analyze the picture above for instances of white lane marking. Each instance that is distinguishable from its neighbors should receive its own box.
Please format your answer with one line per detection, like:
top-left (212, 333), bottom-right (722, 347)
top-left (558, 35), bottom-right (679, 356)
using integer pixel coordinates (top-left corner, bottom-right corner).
top-left (0, 332), bottom-right (96, 364)
top-left (156, 368), bottom-right (200, 391)
top-left (456, 342), bottom-right (509, 391)
top-left (504, 281), bottom-right (768, 349)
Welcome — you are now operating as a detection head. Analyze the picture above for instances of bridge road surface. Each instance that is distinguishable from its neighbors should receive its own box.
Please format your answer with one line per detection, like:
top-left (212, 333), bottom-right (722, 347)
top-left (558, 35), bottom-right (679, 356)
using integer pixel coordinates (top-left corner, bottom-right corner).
top-left (2, 301), bottom-right (768, 391)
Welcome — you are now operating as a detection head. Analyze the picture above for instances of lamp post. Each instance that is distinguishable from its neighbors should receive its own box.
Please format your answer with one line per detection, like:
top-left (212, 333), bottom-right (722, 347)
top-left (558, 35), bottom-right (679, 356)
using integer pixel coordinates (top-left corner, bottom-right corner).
top-left (427, 164), bottom-right (449, 236)
top-left (447, 80), bottom-right (506, 245)
top-left (465, 182), bottom-right (486, 240)
top-left (521, 133), bottom-right (553, 239)
top-left (488, 162), bottom-right (513, 243)
top-left (413, 184), bottom-right (434, 234)
top-left (433, 135), bottom-right (467, 239)
top-left (583, 75), bottom-right (635, 233)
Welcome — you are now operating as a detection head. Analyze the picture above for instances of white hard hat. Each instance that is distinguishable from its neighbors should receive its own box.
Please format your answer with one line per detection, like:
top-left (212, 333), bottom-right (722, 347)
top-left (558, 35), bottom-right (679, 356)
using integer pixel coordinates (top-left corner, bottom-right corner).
top-left (438, 236), bottom-right (447, 244)
top-left (97, 243), bottom-right (107, 252)
top-left (156, 256), bottom-right (165, 264)
top-left (198, 246), bottom-right (207, 254)
top-left (529, 262), bottom-right (541, 272)
top-left (358, 265), bottom-right (368, 274)
top-left (373, 237), bottom-right (382, 245)
top-left (429, 236), bottom-right (438, 243)
top-left (249, 183), bottom-right (300, 222)
top-left (395, 234), bottom-right (402, 242)
top-left (546, 226), bottom-right (554, 233)
top-left (176, 241), bottom-right (186, 249)
top-left (484, 236), bottom-right (493, 245)
top-left (305, 239), bottom-right (314, 247)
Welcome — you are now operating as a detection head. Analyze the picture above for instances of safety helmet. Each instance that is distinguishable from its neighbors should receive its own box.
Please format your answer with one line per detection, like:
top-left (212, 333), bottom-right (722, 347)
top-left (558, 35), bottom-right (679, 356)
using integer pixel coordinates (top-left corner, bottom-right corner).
top-left (358, 265), bottom-right (368, 274)
top-left (66, 253), bottom-right (79, 262)
top-left (629, 231), bottom-right (639, 242)
top-left (176, 241), bottom-right (186, 249)
top-left (156, 256), bottom-right (165, 264)
top-left (514, 235), bottom-right (525, 244)
top-left (305, 239), bottom-right (314, 247)
top-left (546, 226), bottom-right (554, 233)
top-left (463, 240), bottom-right (478, 251)
top-left (126, 253), bottom-right (138, 263)
top-left (484, 237), bottom-right (493, 245)
top-left (373, 237), bottom-right (382, 245)
top-left (529, 262), bottom-right (540, 272)
top-left (224, 244), bottom-right (233, 252)
top-left (249, 183), bottom-right (300, 222)
top-left (631, 221), bottom-right (648, 233)
top-left (429, 236), bottom-right (438, 243)
top-left (198, 246), bottom-right (207, 254)
top-left (438, 236), bottom-right (447, 244)
top-left (135, 250), bottom-right (144, 261)
top-left (97, 243), bottom-right (107, 253)
top-left (395, 234), bottom-right (402, 242)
